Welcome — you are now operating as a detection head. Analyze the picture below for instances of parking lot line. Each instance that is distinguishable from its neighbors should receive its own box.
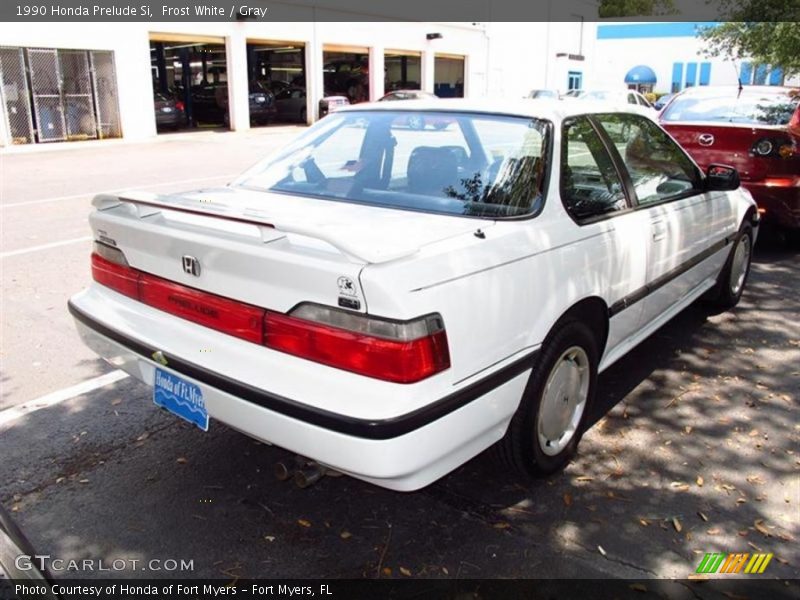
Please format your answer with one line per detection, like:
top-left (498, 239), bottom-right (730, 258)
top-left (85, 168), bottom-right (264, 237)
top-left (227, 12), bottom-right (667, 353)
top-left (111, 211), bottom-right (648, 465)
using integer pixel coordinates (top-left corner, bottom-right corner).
top-left (0, 236), bottom-right (94, 259)
top-left (1, 173), bottom-right (239, 209)
top-left (0, 370), bottom-right (129, 429)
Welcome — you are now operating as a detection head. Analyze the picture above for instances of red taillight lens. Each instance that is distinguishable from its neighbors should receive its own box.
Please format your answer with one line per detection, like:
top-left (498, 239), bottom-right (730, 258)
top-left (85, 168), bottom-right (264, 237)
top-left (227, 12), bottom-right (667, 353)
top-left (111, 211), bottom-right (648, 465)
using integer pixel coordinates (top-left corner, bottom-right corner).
top-left (175, 100), bottom-right (185, 112)
top-left (264, 311), bottom-right (450, 384)
top-left (91, 253), bottom-right (139, 298)
top-left (138, 274), bottom-right (265, 344)
top-left (90, 247), bottom-right (450, 383)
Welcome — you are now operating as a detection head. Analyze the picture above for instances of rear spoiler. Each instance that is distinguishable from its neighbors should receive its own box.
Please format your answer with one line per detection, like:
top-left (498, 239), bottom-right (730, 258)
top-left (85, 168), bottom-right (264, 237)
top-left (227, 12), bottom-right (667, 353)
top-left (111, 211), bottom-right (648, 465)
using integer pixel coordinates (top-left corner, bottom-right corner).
top-left (92, 192), bottom-right (419, 265)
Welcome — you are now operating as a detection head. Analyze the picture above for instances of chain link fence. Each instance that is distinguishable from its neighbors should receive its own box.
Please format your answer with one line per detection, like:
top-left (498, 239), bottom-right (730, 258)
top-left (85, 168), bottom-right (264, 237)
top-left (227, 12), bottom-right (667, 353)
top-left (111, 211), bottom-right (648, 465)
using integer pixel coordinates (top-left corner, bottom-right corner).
top-left (0, 46), bottom-right (122, 144)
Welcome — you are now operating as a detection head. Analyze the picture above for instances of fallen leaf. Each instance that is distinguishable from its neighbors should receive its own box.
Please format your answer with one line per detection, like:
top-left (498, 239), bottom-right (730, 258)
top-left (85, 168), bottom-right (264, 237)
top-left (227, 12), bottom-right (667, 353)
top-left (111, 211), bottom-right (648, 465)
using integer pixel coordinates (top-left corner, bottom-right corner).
top-left (685, 426), bottom-right (693, 434)
top-left (263, 535), bottom-right (275, 542)
top-left (698, 512), bottom-right (708, 522)
top-left (297, 519), bottom-right (312, 528)
top-left (382, 567), bottom-right (392, 576)
top-left (340, 531), bottom-right (352, 540)
top-left (672, 517), bottom-right (682, 533)
top-left (399, 567), bottom-right (412, 577)
top-left (563, 493), bottom-right (573, 507)
top-left (136, 432), bottom-right (150, 442)
top-left (696, 476), bottom-right (704, 487)
top-left (638, 518), bottom-right (650, 527)
top-left (575, 476), bottom-right (594, 482)
top-left (493, 522), bottom-right (511, 530)
top-left (442, 567), bottom-right (449, 575)
top-left (629, 583), bottom-right (647, 593)
top-left (176, 457), bottom-right (188, 464)
top-left (736, 497), bottom-right (748, 504)
top-left (111, 399), bottom-right (122, 406)
top-left (753, 520), bottom-right (771, 537)
top-left (707, 528), bottom-right (721, 535)
top-left (597, 545), bottom-right (607, 557)
top-left (55, 477), bottom-right (65, 484)
top-left (747, 541), bottom-right (763, 552)
top-left (79, 479), bottom-right (89, 484)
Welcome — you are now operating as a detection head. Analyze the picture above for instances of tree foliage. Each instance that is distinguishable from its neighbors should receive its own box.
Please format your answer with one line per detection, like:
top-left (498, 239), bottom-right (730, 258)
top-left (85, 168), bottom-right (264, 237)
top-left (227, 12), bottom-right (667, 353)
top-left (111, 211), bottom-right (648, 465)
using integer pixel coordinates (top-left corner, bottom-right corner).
top-left (701, 1), bottom-right (800, 77)
top-left (598, 0), bottom-right (676, 18)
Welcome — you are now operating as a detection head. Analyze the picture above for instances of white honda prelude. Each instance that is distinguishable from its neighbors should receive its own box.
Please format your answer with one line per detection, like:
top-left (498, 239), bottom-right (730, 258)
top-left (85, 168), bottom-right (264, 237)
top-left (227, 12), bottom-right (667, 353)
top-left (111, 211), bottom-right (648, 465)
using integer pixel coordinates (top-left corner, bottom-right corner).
top-left (69, 99), bottom-right (758, 491)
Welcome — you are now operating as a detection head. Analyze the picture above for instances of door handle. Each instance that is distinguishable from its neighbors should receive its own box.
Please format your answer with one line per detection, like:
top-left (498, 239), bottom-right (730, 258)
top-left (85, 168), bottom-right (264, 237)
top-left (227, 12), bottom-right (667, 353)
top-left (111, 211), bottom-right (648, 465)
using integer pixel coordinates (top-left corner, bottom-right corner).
top-left (651, 220), bottom-right (667, 242)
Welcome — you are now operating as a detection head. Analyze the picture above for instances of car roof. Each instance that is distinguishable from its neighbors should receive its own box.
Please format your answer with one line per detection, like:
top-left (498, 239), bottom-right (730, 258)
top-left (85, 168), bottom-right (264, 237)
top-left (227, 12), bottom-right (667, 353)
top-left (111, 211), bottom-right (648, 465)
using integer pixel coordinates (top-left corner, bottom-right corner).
top-left (677, 85), bottom-right (799, 96)
top-left (336, 97), bottom-right (656, 121)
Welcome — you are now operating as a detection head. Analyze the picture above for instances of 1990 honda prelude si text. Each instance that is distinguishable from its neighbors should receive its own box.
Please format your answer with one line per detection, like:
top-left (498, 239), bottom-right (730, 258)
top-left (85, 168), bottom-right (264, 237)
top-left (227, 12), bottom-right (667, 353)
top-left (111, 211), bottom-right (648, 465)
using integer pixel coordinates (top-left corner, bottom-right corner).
top-left (69, 100), bottom-right (759, 491)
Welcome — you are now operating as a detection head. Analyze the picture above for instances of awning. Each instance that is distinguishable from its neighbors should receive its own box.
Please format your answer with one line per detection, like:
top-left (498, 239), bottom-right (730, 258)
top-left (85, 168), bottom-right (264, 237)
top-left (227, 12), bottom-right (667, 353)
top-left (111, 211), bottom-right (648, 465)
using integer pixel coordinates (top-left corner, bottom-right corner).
top-left (624, 65), bottom-right (657, 84)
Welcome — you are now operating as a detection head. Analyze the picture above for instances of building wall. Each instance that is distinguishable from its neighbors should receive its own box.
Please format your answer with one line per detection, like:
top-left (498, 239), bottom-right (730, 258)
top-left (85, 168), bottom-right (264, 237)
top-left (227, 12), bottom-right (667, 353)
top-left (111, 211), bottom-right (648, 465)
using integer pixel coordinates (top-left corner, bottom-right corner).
top-left (594, 22), bottom-right (799, 94)
top-left (0, 20), bottom-right (490, 146)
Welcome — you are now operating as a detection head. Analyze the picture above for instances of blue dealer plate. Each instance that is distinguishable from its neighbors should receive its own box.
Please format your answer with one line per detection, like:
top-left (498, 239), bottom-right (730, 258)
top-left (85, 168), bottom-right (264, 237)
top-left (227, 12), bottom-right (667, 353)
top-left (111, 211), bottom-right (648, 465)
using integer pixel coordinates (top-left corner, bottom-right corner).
top-left (153, 368), bottom-right (209, 431)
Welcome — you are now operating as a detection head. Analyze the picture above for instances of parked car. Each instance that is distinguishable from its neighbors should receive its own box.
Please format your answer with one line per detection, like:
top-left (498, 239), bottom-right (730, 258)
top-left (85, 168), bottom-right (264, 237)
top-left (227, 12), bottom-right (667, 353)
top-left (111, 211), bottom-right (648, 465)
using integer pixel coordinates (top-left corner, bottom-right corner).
top-left (561, 89), bottom-right (584, 99)
top-left (653, 93), bottom-right (675, 111)
top-left (578, 89), bottom-right (654, 109)
top-left (526, 89), bottom-right (559, 100)
top-left (660, 86), bottom-right (799, 233)
top-left (318, 94), bottom-right (350, 119)
top-left (191, 82), bottom-right (277, 126)
top-left (153, 91), bottom-right (185, 130)
top-left (69, 100), bottom-right (757, 491)
top-left (379, 90), bottom-right (438, 102)
top-left (274, 87), bottom-right (308, 122)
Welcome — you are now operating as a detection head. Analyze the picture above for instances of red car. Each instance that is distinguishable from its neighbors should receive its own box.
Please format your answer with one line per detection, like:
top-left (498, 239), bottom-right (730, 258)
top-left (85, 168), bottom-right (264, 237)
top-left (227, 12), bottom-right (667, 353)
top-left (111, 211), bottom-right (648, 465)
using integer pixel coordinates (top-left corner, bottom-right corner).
top-left (660, 86), bottom-right (799, 234)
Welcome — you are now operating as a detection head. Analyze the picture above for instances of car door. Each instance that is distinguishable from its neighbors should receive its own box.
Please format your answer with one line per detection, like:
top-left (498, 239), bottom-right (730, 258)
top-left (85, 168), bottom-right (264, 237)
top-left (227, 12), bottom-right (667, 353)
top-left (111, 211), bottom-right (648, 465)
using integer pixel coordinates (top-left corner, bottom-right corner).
top-left (593, 113), bottom-right (737, 327)
top-left (560, 115), bottom-right (651, 368)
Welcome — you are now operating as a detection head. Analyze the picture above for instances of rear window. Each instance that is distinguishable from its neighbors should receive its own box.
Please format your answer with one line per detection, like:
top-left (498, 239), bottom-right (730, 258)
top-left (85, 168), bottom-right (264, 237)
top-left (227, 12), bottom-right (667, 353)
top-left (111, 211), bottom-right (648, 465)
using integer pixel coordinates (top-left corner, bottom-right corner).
top-left (235, 110), bottom-right (551, 218)
top-left (661, 90), bottom-right (800, 126)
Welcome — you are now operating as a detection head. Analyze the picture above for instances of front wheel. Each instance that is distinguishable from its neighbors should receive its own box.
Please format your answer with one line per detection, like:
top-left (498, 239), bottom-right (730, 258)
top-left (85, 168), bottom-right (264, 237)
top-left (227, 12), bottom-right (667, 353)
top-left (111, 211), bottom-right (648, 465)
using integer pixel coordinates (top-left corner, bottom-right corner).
top-left (705, 223), bottom-right (753, 309)
top-left (498, 320), bottom-right (599, 478)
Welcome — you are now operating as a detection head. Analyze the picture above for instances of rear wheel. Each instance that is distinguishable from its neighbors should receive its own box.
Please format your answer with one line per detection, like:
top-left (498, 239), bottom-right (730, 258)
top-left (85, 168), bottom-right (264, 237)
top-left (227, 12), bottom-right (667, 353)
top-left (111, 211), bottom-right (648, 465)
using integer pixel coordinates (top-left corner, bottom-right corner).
top-left (499, 320), bottom-right (598, 478)
top-left (705, 223), bottom-right (753, 309)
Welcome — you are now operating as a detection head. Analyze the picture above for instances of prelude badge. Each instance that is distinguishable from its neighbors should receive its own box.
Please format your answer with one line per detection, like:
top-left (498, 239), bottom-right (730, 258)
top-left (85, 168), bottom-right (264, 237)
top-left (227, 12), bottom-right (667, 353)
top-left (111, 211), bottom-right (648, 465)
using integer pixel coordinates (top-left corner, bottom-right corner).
top-left (182, 255), bottom-right (201, 277)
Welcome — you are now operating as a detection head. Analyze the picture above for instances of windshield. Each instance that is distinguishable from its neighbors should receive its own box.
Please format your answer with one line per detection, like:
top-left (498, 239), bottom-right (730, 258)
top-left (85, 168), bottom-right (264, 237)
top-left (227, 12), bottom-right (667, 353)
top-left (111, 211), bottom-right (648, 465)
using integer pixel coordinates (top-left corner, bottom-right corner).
top-left (235, 110), bottom-right (551, 218)
top-left (661, 90), bottom-right (800, 125)
top-left (580, 91), bottom-right (623, 102)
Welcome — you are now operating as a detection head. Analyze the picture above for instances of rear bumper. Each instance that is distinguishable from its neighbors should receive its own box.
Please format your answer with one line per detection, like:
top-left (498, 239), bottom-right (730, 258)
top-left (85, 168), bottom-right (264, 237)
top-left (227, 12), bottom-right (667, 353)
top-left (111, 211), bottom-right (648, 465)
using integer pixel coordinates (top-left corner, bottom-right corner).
top-left (68, 294), bottom-right (533, 491)
top-left (744, 179), bottom-right (800, 230)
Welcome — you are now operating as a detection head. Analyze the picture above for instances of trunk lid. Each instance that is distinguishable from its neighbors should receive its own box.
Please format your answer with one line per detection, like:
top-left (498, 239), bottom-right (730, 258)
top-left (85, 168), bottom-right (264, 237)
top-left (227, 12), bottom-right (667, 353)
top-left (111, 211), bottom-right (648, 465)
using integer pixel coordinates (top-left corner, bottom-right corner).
top-left (663, 122), bottom-right (799, 182)
top-left (90, 186), bottom-right (493, 314)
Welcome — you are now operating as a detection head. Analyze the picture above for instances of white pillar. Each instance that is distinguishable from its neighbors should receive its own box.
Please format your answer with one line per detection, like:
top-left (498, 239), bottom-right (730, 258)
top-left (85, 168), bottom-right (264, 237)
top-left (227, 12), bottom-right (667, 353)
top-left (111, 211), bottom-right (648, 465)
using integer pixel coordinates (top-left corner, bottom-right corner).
top-left (226, 28), bottom-right (250, 132)
top-left (422, 50), bottom-right (435, 94)
top-left (308, 35), bottom-right (324, 122)
top-left (368, 45), bottom-right (384, 101)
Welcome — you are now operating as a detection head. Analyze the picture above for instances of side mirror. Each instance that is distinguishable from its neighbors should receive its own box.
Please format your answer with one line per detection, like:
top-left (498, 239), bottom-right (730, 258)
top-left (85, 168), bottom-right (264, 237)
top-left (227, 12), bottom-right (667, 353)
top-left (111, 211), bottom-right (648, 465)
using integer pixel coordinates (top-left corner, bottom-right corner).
top-left (705, 164), bottom-right (740, 191)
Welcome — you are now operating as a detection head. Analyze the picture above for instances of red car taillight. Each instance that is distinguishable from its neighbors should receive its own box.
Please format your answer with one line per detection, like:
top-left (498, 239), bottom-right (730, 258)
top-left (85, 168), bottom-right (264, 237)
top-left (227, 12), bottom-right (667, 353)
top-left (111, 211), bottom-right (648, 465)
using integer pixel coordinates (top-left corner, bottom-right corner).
top-left (175, 100), bottom-right (185, 112)
top-left (264, 306), bottom-right (450, 384)
top-left (90, 244), bottom-right (450, 383)
top-left (751, 136), bottom-right (796, 159)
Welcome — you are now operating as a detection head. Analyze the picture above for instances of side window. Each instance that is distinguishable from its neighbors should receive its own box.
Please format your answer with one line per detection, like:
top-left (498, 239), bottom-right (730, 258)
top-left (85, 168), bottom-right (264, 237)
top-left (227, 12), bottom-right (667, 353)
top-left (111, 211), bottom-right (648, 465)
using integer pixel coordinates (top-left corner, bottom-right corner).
top-left (595, 114), bottom-right (702, 206)
top-left (561, 116), bottom-right (628, 222)
top-left (627, 93), bottom-right (637, 105)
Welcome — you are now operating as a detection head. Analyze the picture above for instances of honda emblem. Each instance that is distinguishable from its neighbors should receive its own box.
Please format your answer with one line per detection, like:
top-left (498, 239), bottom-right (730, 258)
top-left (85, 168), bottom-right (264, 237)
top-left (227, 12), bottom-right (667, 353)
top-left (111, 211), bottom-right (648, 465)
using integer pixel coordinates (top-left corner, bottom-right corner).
top-left (182, 255), bottom-right (201, 277)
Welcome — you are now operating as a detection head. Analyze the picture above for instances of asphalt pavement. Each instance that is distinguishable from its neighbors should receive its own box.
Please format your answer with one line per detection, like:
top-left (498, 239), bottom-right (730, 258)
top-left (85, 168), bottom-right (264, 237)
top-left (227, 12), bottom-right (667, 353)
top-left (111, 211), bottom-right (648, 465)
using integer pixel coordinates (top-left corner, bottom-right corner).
top-left (0, 129), bottom-right (798, 590)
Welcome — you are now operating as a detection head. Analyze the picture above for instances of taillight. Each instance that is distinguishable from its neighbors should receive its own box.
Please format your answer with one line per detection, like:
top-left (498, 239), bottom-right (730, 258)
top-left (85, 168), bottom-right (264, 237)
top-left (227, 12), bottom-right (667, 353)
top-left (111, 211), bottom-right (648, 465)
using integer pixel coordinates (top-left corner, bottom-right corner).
top-left (175, 100), bottom-right (185, 112)
top-left (264, 305), bottom-right (450, 383)
top-left (751, 136), bottom-right (795, 158)
top-left (91, 244), bottom-right (138, 298)
top-left (90, 246), bottom-right (450, 383)
top-left (138, 274), bottom-right (264, 344)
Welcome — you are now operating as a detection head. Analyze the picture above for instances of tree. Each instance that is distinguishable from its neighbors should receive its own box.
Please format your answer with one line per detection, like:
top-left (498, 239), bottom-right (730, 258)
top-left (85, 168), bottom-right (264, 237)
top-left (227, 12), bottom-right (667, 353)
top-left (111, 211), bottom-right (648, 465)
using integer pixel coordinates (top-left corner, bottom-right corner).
top-left (700, 1), bottom-right (800, 78)
top-left (598, 0), bottom-right (676, 17)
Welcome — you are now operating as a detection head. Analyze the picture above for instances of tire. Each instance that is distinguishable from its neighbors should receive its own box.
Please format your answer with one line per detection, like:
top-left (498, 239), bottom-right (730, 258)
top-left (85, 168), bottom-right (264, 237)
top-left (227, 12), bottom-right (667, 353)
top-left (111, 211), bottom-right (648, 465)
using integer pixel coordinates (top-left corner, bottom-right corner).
top-left (498, 320), bottom-right (599, 478)
top-left (705, 223), bottom-right (753, 309)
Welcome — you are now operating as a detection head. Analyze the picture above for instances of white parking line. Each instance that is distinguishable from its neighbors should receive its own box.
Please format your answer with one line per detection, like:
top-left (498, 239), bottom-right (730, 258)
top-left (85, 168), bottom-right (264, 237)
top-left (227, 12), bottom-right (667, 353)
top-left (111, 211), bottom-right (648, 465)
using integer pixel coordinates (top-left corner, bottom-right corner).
top-left (0, 370), bottom-right (129, 428)
top-left (2, 173), bottom-right (239, 209)
top-left (0, 236), bottom-right (94, 259)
